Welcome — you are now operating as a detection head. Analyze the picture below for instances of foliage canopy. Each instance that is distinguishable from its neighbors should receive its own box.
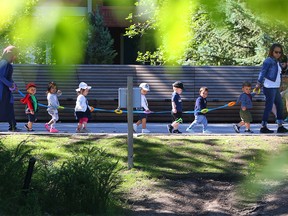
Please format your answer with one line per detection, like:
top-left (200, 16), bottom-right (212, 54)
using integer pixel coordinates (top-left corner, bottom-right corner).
top-left (125, 0), bottom-right (288, 66)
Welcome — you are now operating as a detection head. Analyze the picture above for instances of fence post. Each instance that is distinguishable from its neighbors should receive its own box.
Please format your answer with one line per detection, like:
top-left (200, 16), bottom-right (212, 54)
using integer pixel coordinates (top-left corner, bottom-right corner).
top-left (22, 157), bottom-right (36, 195)
top-left (127, 76), bottom-right (134, 169)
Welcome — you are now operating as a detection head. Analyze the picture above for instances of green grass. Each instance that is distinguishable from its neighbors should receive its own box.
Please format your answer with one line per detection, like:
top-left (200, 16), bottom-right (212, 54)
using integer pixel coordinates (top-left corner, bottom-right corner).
top-left (2, 134), bottom-right (288, 215)
top-left (1, 134), bottom-right (287, 189)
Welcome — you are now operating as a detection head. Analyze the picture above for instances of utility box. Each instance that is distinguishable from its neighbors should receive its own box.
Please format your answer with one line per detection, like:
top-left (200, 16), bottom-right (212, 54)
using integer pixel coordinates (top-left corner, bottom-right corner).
top-left (118, 87), bottom-right (141, 108)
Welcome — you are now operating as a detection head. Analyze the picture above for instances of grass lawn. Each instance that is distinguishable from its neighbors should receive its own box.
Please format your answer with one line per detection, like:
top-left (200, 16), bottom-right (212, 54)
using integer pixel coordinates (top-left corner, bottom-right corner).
top-left (1, 134), bottom-right (287, 193)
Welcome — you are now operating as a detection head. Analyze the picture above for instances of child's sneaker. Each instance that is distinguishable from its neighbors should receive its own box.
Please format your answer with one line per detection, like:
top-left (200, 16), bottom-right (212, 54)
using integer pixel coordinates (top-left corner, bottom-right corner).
top-left (173, 129), bottom-right (182, 134)
top-left (50, 128), bottom-right (59, 133)
top-left (233, 124), bottom-right (240, 133)
top-left (76, 128), bottom-right (81, 133)
top-left (203, 130), bottom-right (212, 134)
top-left (186, 128), bottom-right (195, 133)
top-left (244, 129), bottom-right (254, 133)
top-left (167, 124), bottom-right (173, 133)
top-left (133, 124), bottom-right (137, 133)
top-left (24, 124), bottom-right (34, 132)
top-left (44, 123), bottom-right (50, 131)
top-left (142, 129), bottom-right (150, 133)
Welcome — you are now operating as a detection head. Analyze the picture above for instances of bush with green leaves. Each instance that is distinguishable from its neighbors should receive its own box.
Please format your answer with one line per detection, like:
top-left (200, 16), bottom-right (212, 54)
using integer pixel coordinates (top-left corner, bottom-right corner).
top-left (0, 140), bottom-right (123, 215)
top-left (0, 140), bottom-right (36, 214)
top-left (37, 146), bottom-right (123, 215)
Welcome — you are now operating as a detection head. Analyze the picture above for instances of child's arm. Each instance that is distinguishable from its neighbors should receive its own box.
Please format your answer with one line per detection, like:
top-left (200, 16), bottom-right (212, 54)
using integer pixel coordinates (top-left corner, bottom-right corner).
top-left (172, 101), bottom-right (177, 113)
top-left (57, 90), bottom-right (62, 97)
top-left (141, 95), bottom-right (149, 111)
top-left (47, 94), bottom-right (59, 109)
top-left (20, 94), bottom-right (34, 114)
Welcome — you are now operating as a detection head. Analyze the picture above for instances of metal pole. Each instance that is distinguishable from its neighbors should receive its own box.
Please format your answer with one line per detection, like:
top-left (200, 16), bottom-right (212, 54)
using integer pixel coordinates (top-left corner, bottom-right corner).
top-left (127, 76), bottom-right (134, 169)
top-left (87, 0), bottom-right (92, 13)
top-left (22, 157), bottom-right (36, 195)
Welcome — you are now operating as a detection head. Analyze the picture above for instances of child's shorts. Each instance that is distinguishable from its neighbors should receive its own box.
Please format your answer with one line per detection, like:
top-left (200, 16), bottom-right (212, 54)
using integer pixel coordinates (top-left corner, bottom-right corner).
top-left (240, 109), bottom-right (252, 123)
top-left (171, 111), bottom-right (182, 122)
top-left (136, 108), bottom-right (148, 121)
top-left (27, 113), bottom-right (36, 122)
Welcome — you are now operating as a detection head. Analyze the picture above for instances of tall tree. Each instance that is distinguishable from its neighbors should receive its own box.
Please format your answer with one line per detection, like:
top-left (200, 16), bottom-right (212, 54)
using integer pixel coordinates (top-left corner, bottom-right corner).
top-left (125, 0), bottom-right (288, 66)
top-left (85, 8), bottom-right (117, 64)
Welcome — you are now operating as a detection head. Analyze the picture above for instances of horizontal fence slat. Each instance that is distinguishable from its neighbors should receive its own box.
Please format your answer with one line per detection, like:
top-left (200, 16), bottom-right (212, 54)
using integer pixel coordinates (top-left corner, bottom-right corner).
top-left (10, 64), bottom-right (286, 123)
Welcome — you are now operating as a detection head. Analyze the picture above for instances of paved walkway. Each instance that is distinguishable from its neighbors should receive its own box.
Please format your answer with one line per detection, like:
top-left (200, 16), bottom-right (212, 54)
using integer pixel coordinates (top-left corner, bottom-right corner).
top-left (0, 122), bottom-right (287, 135)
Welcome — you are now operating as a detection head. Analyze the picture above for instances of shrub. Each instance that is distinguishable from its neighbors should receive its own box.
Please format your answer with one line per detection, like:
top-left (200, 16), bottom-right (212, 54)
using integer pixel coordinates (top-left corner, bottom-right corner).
top-left (37, 146), bottom-right (123, 215)
top-left (0, 140), bottom-right (37, 214)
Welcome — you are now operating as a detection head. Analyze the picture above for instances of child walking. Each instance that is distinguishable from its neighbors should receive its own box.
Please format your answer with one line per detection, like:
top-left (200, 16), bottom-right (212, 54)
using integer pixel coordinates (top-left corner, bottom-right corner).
top-left (45, 82), bottom-right (62, 133)
top-left (20, 83), bottom-right (38, 131)
top-left (75, 82), bottom-right (93, 133)
top-left (167, 81), bottom-right (184, 134)
top-left (133, 83), bottom-right (151, 133)
top-left (186, 86), bottom-right (211, 133)
top-left (233, 81), bottom-right (256, 133)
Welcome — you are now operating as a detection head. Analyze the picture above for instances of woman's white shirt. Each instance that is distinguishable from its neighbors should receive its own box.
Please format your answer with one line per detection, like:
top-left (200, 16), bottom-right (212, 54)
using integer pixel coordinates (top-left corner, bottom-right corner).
top-left (264, 62), bottom-right (281, 88)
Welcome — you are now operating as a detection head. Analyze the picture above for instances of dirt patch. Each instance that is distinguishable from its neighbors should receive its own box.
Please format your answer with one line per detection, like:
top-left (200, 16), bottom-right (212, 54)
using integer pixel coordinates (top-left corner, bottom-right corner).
top-left (126, 178), bottom-right (288, 215)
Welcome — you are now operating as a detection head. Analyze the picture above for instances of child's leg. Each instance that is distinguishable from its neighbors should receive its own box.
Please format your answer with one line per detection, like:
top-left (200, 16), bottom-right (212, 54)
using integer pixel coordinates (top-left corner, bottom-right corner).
top-left (171, 121), bottom-right (179, 129)
top-left (141, 118), bottom-right (147, 129)
top-left (27, 121), bottom-right (33, 130)
top-left (82, 117), bottom-right (89, 129)
top-left (136, 120), bottom-right (142, 126)
top-left (244, 122), bottom-right (251, 130)
top-left (187, 116), bottom-right (199, 129)
top-left (77, 118), bottom-right (83, 131)
top-left (50, 113), bottom-right (59, 128)
top-left (201, 116), bottom-right (208, 131)
top-left (237, 121), bottom-right (245, 127)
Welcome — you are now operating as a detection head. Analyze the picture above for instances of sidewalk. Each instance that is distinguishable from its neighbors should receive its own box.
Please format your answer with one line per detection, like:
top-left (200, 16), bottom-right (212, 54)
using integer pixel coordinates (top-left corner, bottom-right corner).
top-left (1, 122), bottom-right (287, 135)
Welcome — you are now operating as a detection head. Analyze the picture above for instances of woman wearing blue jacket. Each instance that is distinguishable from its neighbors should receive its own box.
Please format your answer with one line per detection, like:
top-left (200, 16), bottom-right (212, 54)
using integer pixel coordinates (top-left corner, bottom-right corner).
top-left (255, 43), bottom-right (288, 133)
top-left (0, 46), bottom-right (21, 132)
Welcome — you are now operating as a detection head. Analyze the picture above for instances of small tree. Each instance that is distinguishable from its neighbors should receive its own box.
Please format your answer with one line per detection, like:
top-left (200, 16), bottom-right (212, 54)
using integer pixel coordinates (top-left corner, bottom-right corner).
top-left (85, 8), bottom-right (117, 64)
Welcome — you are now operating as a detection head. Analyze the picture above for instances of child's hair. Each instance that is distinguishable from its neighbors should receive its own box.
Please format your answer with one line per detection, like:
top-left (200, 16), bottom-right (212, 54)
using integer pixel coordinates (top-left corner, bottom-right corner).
top-left (77, 89), bottom-right (86, 95)
top-left (280, 54), bottom-right (288, 63)
top-left (47, 81), bottom-right (57, 94)
top-left (242, 81), bottom-right (251, 88)
top-left (199, 86), bottom-right (208, 94)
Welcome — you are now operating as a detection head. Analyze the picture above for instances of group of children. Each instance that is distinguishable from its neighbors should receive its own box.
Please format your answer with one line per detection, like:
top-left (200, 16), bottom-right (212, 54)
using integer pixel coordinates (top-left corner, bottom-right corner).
top-left (18, 79), bottom-right (274, 134)
top-left (20, 81), bottom-right (94, 133)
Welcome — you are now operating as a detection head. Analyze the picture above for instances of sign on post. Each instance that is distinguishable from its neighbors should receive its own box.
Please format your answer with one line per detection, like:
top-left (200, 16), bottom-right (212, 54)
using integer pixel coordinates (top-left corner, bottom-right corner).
top-left (118, 87), bottom-right (141, 109)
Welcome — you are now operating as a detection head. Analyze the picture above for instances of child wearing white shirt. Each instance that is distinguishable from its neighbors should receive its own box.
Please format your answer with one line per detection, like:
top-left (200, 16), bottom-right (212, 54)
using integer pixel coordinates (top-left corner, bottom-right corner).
top-left (45, 82), bottom-right (62, 133)
top-left (133, 83), bottom-right (151, 133)
top-left (75, 82), bottom-right (93, 133)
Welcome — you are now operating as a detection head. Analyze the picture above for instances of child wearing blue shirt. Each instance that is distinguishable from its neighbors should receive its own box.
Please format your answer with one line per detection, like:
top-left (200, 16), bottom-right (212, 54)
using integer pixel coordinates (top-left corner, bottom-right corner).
top-left (233, 81), bottom-right (256, 133)
top-left (167, 81), bottom-right (184, 134)
top-left (186, 87), bottom-right (210, 133)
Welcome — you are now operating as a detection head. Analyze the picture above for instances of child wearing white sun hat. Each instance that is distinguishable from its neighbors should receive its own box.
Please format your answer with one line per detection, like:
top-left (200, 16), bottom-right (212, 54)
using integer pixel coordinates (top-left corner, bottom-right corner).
top-left (133, 83), bottom-right (151, 133)
top-left (75, 82), bottom-right (94, 133)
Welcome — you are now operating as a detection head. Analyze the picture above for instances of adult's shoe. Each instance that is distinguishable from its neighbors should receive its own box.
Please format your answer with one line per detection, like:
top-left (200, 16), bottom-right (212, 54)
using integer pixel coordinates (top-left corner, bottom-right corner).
top-left (260, 126), bottom-right (274, 134)
top-left (277, 126), bottom-right (288, 133)
top-left (8, 127), bottom-right (22, 132)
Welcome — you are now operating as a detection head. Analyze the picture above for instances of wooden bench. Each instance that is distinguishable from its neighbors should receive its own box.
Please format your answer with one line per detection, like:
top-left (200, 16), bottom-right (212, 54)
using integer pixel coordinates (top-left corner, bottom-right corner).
top-left (12, 64), bottom-right (284, 123)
